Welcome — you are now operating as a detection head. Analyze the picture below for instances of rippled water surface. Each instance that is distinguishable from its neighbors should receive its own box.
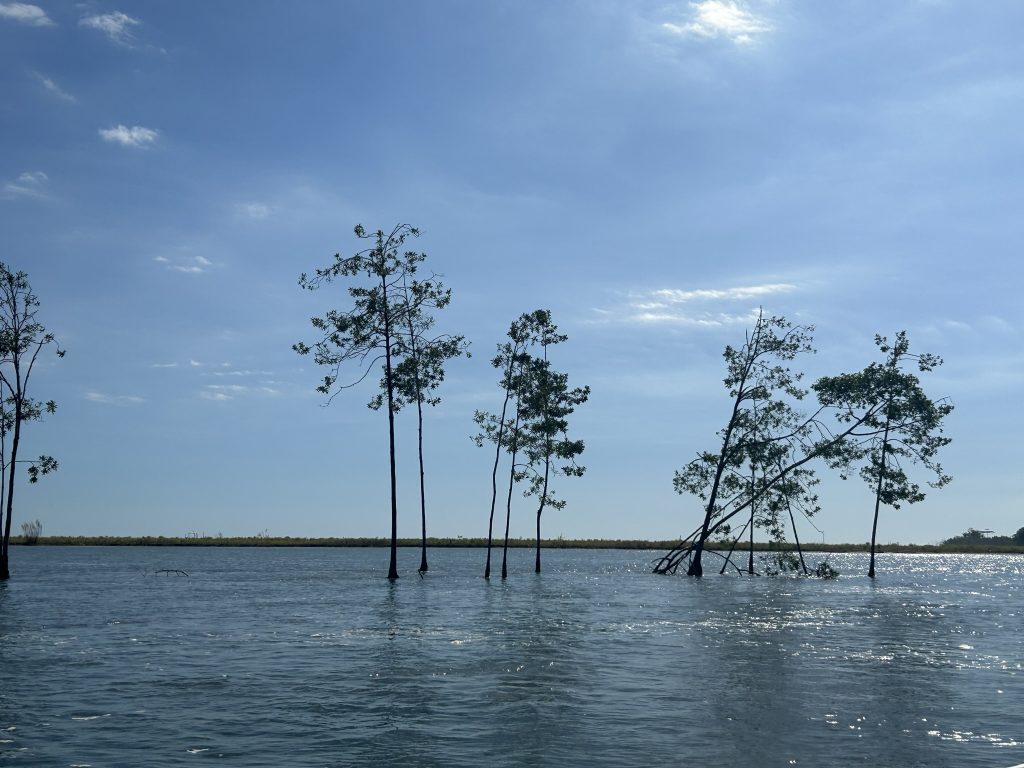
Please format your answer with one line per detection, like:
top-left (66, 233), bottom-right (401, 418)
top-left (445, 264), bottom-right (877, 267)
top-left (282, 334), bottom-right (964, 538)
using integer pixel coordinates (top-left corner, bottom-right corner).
top-left (1, 547), bottom-right (1022, 766)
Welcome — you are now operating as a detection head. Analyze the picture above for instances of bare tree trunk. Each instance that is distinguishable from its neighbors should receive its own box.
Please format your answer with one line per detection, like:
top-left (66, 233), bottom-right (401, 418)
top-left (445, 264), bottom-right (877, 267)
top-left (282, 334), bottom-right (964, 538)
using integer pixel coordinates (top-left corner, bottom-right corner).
top-left (535, 453), bottom-right (549, 574)
top-left (747, 507), bottom-right (755, 575)
top-left (719, 517), bottom-right (751, 574)
top-left (747, 465), bottom-right (755, 575)
top-left (868, 433), bottom-right (889, 579)
top-left (501, 399), bottom-right (522, 580)
top-left (1, 415), bottom-right (21, 581)
top-left (485, 386), bottom-right (512, 579)
top-left (416, 394), bottom-right (428, 573)
top-left (786, 500), bottom-right (809, 575)
top-left (382, 281), bottom-right (399, 581)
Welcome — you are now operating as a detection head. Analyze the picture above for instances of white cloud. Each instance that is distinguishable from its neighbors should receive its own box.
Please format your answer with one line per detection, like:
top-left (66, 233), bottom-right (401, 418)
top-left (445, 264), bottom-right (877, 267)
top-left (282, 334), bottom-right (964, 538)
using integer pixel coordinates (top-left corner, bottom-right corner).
top-left (79, 10), bottom-right (139, 44)
top-left (84, 391), bottom-right (145, 406)
top-left (100, 124), bottom-right (159, 148)
top-left (200, 382), bottom-right (281, 401)
top-left (0, 3), bottom-right (54, 26)
top-left (154, 254), bottom-right (213, 274)
top-left (663, 1), bottom-right (773, 45)
top-left (628, 309), bottom-right (760, 327)
top-left (593, 281), bottom-right (798, 327)
top-left (652, 283), bottom-right (797, 303)
top-left (210, 369), bottom-right (273, 377)
top-left (150, 362), bottom-right (178, 368)
top-left (2, 170), bottom-right (49, 200)
top-left (201, 384), bottom-right (245, 402)
top-left (237, 202), bottom-right (271, 220)
top-left (34, 72), bottom-right (76, 102)
top-left (200, 390), bottom-right (231, 402)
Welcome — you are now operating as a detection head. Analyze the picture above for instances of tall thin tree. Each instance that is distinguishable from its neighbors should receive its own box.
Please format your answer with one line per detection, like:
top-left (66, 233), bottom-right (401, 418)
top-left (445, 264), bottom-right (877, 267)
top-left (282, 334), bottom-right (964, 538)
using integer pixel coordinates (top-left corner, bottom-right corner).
top-left (393, 269), bottom-right (469, 572)
top-left (814, 332), bottom-right (952, 577)
top-left (0, 263), bottom-right (62, 581)
top-left (295, 224), bottom-right (421, 580)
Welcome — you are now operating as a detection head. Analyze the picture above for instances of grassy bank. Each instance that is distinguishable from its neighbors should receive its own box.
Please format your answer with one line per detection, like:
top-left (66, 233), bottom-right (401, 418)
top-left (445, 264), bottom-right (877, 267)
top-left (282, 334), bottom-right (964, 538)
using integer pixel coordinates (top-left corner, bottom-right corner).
top-left (11, 535), bottom-right (1024, 554)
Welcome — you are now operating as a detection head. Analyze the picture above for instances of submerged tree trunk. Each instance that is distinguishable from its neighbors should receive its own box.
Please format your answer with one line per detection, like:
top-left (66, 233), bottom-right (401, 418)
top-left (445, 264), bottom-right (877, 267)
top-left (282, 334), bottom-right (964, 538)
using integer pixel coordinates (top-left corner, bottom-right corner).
top-left (382, 279), bottom-right (399, 581)
top-left (416, 394), bottom-right (428, 573)
top-left (747, 465), bottom-right (755, 575)
top-left (501, 399), bottom-right (523, 580)
top-left (868, 426), bottom-right (890, 579)
top-left (786, 500), bottom-right (809, 575)
top-left (747, 507), bottom-right (755, 575)
top-left (1, 413), bottom-right (21, 581)
top-left (484, 380), bottom-right (513, 579)
top-left (719, 517), bottom-right (751, 574)
top-left (535, 393), bottom-right (552, 574)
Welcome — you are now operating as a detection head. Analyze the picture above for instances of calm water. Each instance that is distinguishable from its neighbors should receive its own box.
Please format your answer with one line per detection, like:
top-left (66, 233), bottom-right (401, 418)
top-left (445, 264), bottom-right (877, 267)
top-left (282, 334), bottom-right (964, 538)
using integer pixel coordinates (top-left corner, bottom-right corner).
top-left (0, 547), bottom-right (1021, 767)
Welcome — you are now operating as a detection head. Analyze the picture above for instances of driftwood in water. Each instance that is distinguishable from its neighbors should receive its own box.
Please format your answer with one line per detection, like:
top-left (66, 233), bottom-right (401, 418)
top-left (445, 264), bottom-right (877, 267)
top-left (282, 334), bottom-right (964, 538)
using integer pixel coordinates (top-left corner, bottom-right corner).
top-left (154, 569), bottom-right (189, 577)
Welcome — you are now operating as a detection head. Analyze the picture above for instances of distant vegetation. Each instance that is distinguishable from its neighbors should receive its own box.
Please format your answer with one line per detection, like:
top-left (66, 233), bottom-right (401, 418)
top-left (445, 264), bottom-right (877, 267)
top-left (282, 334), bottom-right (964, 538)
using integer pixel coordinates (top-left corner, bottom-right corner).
top-left (941, 527), bottom-right (1024, 549)
top-left (12, 535), bottom-right (1022, 554)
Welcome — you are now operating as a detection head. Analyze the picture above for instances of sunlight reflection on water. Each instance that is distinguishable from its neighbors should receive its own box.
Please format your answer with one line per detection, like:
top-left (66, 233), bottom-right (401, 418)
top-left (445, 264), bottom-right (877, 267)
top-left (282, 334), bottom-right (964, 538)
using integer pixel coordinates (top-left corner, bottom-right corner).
top-left (0, 547), bottom-right (1021, 766)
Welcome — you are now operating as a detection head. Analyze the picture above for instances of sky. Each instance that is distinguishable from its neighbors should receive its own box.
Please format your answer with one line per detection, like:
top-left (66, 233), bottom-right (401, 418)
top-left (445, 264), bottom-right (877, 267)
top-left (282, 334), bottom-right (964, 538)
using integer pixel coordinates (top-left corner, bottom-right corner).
top-left (1, 1), bottom-right (1021, 546)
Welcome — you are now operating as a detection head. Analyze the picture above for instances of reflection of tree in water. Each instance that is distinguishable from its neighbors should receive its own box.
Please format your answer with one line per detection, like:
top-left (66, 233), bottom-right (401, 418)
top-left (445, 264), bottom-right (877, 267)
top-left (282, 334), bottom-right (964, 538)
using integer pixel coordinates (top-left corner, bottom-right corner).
top-left (829, 585), bottom-right (979, 765)
top-left (475, 576), bottom-right (586, 765)
top-left (701, 581), bottom-right (960, 766)
top-left (704, 582), bottom-right (805, 765)
top-left (332, 574), bottom-right (586, 766)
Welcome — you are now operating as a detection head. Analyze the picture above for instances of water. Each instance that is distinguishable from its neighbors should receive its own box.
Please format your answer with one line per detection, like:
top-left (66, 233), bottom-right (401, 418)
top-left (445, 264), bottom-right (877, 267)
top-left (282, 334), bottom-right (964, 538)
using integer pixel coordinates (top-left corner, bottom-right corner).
top-left (0, 547), bottom-right (1021, 767)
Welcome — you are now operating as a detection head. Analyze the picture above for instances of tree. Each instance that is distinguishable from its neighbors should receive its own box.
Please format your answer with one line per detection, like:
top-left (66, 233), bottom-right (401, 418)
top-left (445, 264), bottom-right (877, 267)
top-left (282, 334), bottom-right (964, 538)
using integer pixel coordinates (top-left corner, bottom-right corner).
top-left (473, 310), bottom-right (561, 578)
top-left (655, 322), bottom-right (954, 580)
top-left (813, 332), bottom-right (952, 578)
top-left (1014, 527), bottom-right (1024, 546)
top-left (295, 224), bottom-right (423, 581)
top-left (518, 340), bottom-right (589, 574)
top-left (0, 263), bottom-right (62, 581)
top-left (658, 312), bottom-right (816, 577)
top-left (392, 268), bottom-right (469, 573)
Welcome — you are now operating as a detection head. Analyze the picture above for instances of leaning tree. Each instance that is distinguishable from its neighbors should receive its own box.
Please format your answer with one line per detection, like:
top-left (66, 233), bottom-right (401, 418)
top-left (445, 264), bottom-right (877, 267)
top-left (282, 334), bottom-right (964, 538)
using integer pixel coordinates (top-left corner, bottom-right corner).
top-left (657, 311), bottom-right (817, 576)
top-left (0, 263), bottom-right (62, 581)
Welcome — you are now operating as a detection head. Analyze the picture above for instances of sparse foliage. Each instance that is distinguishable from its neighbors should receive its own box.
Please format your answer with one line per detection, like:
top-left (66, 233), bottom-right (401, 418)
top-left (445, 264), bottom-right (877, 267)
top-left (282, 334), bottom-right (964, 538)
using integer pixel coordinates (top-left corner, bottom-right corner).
top-left (658, 311), bottom-right (818, 576)
top-left (0, 262), bottom-right (62, 580)
top-left (392, 266), bottom-right (469, 573)
top-left (295, 224), bottom-right (424, 580)
top-left (473, 310), bottom-right (580, 578)
top-left (813, 331), bottom-right (953, 577)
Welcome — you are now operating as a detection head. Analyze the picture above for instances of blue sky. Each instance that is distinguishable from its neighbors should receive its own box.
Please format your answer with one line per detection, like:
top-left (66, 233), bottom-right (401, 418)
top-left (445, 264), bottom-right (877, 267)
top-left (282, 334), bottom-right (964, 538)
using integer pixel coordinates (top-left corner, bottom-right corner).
top-left (2, 1), bottom-right (1021, 545)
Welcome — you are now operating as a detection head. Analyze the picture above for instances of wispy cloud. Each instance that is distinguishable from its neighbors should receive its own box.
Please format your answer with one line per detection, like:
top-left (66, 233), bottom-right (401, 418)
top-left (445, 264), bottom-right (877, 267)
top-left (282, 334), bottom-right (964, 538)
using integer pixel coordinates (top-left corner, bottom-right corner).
top-left (209, 369), bottom-right (273, 378)
top-left (99, 124), bottom-right (159, 148)
top-left (594, 281), bottom-right (798, 326)
top-left (79, 10), bottom-right (139, 44)
top-left (34, 71), bottom-right (76, 102)
top-left (202, 384), bottom-right (246, 400)
top-left (0, 3), bottom-right (54, 26)
top-left (150, 362), bottom-right (178, 369)
top-left (154, 255), bottom-right (213, 274)
top-left (2, 170), bottom-right (49, 200)
top-left (84, 391), bottom-right (145, 406)
top-left (663, 1), bottom-right (773, 46)
top-left (236, 202), bottom-right (271, 220)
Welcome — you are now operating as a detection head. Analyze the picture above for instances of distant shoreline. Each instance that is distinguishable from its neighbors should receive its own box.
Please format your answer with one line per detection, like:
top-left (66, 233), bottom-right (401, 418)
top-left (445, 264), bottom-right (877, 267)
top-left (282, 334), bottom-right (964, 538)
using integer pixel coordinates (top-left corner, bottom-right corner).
top-left (11, 535), bottom-right (1024, 554)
